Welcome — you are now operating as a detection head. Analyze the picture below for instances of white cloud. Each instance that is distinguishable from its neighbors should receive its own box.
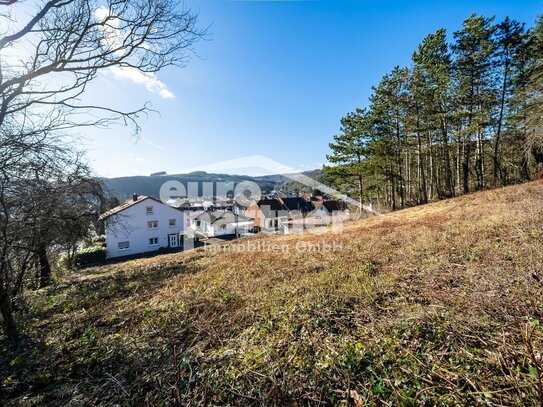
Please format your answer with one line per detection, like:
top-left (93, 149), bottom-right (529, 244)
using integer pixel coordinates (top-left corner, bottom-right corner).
top-left (95, 7), bottom-right (175, 99)
top-left (108, 66), bottom-right (175, 99)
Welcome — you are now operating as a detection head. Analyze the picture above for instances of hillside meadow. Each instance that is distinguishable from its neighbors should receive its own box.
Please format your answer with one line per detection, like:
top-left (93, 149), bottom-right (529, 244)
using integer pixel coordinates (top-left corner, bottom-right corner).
top-left (2, 181), bottom-right (543, 406)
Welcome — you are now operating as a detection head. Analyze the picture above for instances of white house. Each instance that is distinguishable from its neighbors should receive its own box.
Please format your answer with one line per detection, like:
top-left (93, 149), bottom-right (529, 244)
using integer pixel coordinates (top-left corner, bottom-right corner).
top-left (99, 194), bottom-right (186, 258)
top-left (188, 210), bottom-right (253, 239)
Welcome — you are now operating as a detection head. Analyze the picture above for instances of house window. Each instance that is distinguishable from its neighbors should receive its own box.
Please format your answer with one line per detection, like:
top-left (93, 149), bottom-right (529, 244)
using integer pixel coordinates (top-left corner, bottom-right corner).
top-left (196, 220), bottom-right (201, 227)
top-left (118, 241), bottom-right (130, 250)
top-left (146, 206), bottom-right (153, 215)
top-left (149, 237), bottom-right (159, 246)
top-left (169, 219), bottom-right (176, 227)
top-left (148, 220), bottom-right (158, 229)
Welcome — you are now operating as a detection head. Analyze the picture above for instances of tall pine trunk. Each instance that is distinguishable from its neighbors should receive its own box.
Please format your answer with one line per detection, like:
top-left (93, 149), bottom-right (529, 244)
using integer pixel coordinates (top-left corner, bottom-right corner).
top-left (417, 135), bottom-right (428, 204)
top-left (440, 116), bottom-right (453, 197)
top-left (494, 50), bottom-right (509, 183)
top-left (462, 138), bottom-right (470, 194)
top-left (416, 105), bottom-right (428, 204)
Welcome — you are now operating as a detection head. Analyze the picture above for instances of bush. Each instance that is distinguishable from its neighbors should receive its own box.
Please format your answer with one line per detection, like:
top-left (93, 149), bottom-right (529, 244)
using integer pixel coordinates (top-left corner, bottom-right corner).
top-left (75, 246), bottom-right (107, 266)
top-left (57, 253), bottom-right (72, 271)
top-left (82, 235), bottom-right (106, 249)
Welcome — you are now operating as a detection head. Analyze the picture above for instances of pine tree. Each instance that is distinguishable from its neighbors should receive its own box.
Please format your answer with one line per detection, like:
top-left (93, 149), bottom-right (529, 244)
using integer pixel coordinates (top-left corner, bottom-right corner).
top-left (368, 67), bottom-right (410, 209)
top-left (452, 14), bottom-right (497, 192)
top-left (326, 108), bottom-right (371, 211)
top-left (517, 16), bottom-right (543, 171)
top-left (493, 17), bottom-right (525, 183)
top-left (326, 13), bottom-right (542, 213)
top-left (412, 28), bottom-right (454, 198)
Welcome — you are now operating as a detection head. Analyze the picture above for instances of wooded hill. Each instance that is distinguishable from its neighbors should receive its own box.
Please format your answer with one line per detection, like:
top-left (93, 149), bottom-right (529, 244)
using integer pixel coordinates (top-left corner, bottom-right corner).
top-left (104, 170), bottom-right (324, 200)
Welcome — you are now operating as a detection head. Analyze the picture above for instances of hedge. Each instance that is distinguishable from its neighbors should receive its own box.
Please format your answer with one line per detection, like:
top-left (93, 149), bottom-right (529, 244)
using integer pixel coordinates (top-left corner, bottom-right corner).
top-left (75, 246), bottom-right (107, 265)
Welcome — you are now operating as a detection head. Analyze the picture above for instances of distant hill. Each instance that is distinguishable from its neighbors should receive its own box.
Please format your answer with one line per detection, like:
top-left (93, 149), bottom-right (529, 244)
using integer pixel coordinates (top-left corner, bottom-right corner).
top-left (103, 169), bottom-right (324, 199)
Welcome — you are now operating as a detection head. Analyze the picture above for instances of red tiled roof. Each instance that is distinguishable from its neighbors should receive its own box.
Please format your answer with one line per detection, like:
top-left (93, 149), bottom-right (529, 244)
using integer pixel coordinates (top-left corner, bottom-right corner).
top-left (99, 195), bottom-right (163, 220)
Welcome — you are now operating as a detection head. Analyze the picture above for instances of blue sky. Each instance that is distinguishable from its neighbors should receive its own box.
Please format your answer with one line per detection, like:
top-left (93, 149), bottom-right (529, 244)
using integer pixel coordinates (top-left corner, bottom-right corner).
top-left (81, 0), bottom-right (542, 178)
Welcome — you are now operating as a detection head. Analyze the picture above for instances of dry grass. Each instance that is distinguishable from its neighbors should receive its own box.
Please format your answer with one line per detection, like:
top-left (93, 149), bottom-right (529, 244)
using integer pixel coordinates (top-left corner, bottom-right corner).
top-left (2, 181), bottom-right (543, 406)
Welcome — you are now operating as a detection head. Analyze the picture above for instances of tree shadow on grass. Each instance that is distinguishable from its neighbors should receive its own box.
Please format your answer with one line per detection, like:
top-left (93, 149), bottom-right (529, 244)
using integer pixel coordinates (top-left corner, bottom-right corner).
top-left (1, 255), bottom-right (207, 405)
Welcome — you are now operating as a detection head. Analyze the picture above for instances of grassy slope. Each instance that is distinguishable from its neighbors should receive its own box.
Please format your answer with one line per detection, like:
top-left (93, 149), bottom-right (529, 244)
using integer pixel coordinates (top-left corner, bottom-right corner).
top-left (3, 181), bottom-right (543, 406)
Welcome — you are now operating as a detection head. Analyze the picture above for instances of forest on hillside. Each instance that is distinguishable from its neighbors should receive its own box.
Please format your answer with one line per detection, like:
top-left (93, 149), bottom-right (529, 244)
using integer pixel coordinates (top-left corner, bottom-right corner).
top-left (326, 13), bottom-right (543, 210)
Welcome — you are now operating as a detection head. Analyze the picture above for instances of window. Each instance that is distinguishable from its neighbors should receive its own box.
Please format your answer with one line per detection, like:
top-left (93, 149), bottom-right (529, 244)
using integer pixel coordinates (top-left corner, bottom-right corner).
top-left (149, 237), bottom-right (159, 246)
top-left (146, 206), bottom-right (153, 215)
top-left (148, 220), bottom-right (158, 229)
top-left (196, 220), bottom-right (201, 227)
top-left (118, 241), bottom-right (130, 250)
top-left (169, 219), bottom-right (176, 227)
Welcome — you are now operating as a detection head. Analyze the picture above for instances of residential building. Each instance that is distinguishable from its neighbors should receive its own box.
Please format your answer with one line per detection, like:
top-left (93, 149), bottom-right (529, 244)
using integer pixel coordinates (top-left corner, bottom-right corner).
top-left (284, 200), bottom-right (350, 234)
top-left (313, 200), bottom-right (350, 218)
top-left (245, 198), bottom-right (289, 233)
top-left (99, 194), bottom-right (186, 258)
top-left (188, 210), bottom-right (253, 238)
top-left (281, 197), bottom-right (315, 214)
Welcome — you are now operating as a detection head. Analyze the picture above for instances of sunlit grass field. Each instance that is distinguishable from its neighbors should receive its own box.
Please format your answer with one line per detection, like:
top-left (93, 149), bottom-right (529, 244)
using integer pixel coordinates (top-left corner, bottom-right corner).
top-left (3, 181), bottom-right (543, 406)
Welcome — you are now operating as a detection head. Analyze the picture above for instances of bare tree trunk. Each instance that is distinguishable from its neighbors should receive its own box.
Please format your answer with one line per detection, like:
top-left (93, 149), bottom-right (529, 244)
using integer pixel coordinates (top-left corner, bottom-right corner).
top-left (462, 137), bottom-right (470, 194)
top-left (0, 294), bottom-right (18, 341)
top-left (415, 104), bottom-right (428, 204)
top-left (520, 154), bottom-right (530, 181)
top-left (476, 128), bottom-right (485, 190)
top-left (357, 174), bottom-right (363, 214)
top-left (356, 153), bottom-right (364, 214)
top-left (37, 245), bottom-right (52, 288)
top-left (395, 119), bottom-right (405, 208)
top-left (456, 142), bottom-right (461, 195)
top-left (464, 80), bottom-right (475, 194)
top-left (398, 160), bottom-right (405, 208)
top-left (417, 131), bottom-right (428, 204)
top-left (428, 129), bottom-right (436, 199)
top-left (390, 167), bottom-right (397, 211)
top-left (440, 116), bottom-right (453, 197)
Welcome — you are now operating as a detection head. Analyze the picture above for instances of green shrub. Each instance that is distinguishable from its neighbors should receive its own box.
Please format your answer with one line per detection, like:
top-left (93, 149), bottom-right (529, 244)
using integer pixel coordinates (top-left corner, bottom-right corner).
top-left (83, 235), bottom-right (106, 249)
top-left (75, 246), bottom-right (107, 266)
top-left (58, 253), bottom-right (72, 270)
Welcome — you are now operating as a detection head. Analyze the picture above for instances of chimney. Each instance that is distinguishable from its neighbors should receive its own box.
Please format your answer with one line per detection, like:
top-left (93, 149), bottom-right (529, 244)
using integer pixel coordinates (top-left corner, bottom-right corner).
top-left (133, 193), bottom-right (138, 202)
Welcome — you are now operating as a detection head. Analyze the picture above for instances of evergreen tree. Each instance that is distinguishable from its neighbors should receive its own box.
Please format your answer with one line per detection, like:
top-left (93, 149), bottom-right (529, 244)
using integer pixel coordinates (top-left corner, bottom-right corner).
top-left (411, 28), bottom-right (454, 199)
top-left (452, 14), bottom-right (497, 192)
top-left (493, 17), bottom-right (525, 183)
top-left (368, 66), bottom-right (410, 209)
top-left (517, 16), bottom-right (543, 171)
top-left (327, 13), bottom-right (542, 213)
top-left (326, 108), bottom-right (371, 211)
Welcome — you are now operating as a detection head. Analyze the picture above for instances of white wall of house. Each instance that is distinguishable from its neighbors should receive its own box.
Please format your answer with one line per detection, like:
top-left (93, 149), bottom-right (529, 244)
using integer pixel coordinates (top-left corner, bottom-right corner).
top-left (104, 199), bottom-right (185, 258)
top-left (313, 206), bottom-right (331, 218)
top-left (189, 219), bottom-right (252, 238)
top-left (312, 206), bottom-right (350, 219)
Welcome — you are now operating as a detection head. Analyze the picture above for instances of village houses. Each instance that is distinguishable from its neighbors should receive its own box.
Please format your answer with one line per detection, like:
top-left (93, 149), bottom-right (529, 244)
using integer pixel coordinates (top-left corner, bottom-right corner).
top-left (99, 191), bottom-right (352, 258)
